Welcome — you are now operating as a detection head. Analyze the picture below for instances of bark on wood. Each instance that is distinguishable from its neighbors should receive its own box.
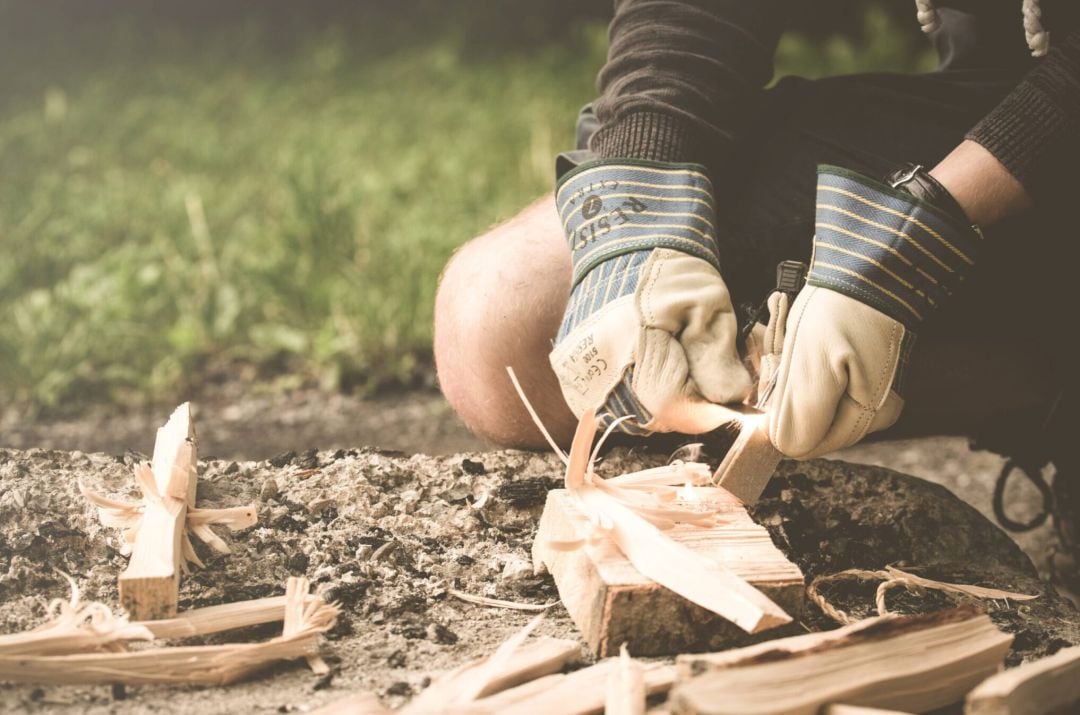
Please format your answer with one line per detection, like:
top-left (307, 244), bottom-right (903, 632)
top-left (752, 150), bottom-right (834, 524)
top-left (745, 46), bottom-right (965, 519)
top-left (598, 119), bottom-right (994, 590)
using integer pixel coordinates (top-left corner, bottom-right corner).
top-left (712, 416), bottom-right (782, 505)
top-left (965, 645), bottom-right (1080, 715)
top-left (671, 608), bottom-right (1012, 715)
top-left (533, 487), bottom-right (803, 656)
top-left (119, 402), bottom-right (196, 619)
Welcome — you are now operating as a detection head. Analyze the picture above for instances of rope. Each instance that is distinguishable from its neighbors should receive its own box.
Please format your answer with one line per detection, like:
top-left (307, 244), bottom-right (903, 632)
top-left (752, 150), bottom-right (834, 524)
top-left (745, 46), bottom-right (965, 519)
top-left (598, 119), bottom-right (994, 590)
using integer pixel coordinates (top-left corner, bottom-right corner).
top-left (915, 0), bottom-right (939, 34)
top-left (808, 568), bottom-right (956, 625)
top-left (1023, 0), bottom-right (1050, 57)
top-left (914, 0), bottom-right (1050, 56)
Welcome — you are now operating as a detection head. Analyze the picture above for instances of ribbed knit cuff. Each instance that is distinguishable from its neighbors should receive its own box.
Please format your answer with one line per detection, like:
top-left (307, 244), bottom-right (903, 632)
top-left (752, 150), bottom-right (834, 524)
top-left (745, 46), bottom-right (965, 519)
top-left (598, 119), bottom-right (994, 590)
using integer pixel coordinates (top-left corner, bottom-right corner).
top-left (966, 29), bottom-right (1080, 199)
top-left (588, 110), bottom-right (700, 164)
top-left (967, 82), bottom-right (1067, 193)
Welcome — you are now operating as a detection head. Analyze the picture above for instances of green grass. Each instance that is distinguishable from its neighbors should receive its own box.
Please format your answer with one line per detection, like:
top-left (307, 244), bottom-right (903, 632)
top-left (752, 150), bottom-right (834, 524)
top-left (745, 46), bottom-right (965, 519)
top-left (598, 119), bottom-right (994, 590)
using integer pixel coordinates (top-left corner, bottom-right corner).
top-left (0, 9), bottom-right (935, 415)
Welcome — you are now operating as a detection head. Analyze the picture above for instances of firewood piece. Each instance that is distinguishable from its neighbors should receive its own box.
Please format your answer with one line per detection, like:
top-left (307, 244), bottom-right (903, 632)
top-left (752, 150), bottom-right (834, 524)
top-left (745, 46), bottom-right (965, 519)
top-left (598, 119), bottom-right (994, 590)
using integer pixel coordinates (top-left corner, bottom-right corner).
top-left (471, 660), bottom-right (676, 715)
top-left (671, 608), bottom-right (1012, 715)
top-left (606, 644), bottom-right (646, 715)
top-left (676, 611), bottom-right (889, 678)
top-left (119, 402), bottom-right (197, 619)
top-left (532, 487), bottom-right (804, 656)
top-left (137, 593), bottom-right (326, 639)
top-left (310, 692), bottom-right (391, 715)
top-left (965, 645), bottom-right (1080, 715)
top-left (711, 416), bottom-right (782, 505)
top-left (0, 577), bottom-right (338, 686)
top-left (404, 631), bottom-right (581, 712)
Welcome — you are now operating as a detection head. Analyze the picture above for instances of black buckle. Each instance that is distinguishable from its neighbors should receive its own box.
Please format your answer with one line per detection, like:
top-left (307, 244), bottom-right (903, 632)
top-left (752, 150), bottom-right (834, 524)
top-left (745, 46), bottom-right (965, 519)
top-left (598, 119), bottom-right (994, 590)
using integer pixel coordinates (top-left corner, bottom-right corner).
top-left (738, 261), bottom-right (806, 344)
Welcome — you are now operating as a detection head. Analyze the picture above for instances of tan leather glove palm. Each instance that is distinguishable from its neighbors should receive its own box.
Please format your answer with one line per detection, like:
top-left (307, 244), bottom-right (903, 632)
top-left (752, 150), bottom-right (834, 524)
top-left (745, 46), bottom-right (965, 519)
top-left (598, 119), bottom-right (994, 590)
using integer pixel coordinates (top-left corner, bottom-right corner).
top-left (550, 160), bottom-right (751, 435)
top-left (767, 287), bottom-right (908, 458)
top-left (767, 166), bottom-right (981, 458)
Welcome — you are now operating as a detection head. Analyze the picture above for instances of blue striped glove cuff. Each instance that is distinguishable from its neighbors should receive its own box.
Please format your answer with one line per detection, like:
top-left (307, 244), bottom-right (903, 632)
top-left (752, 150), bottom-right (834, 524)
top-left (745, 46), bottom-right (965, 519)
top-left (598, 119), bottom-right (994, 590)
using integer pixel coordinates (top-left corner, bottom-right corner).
top-left (555, 159), bottom-right (722, 290)
top-left (810, 165), bottom-right (982, 329)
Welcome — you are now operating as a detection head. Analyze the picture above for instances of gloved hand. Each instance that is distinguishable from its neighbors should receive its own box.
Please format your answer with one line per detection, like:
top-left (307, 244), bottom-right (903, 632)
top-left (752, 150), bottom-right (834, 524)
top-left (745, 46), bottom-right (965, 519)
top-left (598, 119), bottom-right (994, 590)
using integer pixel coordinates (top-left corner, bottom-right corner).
top-left (549, 159), bottom-right (752, 435)
top-left (767, 165), bottom-right (982, 458)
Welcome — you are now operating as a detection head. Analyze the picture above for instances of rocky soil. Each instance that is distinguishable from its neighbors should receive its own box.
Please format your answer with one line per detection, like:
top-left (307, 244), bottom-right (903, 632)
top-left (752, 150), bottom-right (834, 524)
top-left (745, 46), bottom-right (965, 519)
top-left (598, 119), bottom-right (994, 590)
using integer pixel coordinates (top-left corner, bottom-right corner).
top-left (0, 440), bottom-right (1076, 714)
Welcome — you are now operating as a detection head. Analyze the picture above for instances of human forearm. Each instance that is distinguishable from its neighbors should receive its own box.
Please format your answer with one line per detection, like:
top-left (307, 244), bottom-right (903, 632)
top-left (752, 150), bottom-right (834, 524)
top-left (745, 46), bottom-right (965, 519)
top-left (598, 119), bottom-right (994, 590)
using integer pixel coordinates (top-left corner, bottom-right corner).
top-left (929, 139), bottom-right (1032, 228)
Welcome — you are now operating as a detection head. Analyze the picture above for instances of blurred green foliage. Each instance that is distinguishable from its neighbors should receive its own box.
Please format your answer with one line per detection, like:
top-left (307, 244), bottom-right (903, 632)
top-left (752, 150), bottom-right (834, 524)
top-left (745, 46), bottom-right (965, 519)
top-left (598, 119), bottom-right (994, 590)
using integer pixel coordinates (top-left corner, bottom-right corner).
top-left (0, 3), bottom-right (938, 415)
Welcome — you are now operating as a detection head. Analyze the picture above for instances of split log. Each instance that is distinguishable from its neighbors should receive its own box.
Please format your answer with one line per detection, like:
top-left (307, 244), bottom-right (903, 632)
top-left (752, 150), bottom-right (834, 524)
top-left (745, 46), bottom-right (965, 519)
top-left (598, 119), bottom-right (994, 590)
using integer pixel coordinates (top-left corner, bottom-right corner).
top-left (671, 608), bottom-right (1012, 715)
top-left (119, 402), bottom-right (197, 619)
top-left (470, 659), bottom-right (676, 715)
top-left (965, 645), bottom-right (1080, 715)
top-left (533, 486), bottom-right (804, 656)
top-left (711, 416), bottom-right (782, 505)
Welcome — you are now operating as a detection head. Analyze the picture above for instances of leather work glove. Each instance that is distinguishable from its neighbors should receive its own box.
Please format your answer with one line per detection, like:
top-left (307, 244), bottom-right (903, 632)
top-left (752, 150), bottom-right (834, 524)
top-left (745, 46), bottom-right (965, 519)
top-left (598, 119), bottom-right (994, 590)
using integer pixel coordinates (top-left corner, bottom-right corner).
top-left (549, 159), bottom-right (752, 435)
top-left (767, 165), bottom-right (982, 458)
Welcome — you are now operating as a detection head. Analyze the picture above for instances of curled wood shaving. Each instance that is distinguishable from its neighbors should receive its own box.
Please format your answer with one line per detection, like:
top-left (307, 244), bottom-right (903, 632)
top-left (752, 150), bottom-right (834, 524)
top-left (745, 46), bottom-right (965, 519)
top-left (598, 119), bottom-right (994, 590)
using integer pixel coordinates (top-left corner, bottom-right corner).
top-left (283, 576), bottom-right (330, 674)
top-left (605, 461), bottom-right (712, 487)
top-left (447, 589), bottom-right (557, 613)
top-left (0, 576), bottom-right (339, 685)
top-left (79, 472), bottom-right (257, 571)
top-left (0, 572), bottom-right (152, 656)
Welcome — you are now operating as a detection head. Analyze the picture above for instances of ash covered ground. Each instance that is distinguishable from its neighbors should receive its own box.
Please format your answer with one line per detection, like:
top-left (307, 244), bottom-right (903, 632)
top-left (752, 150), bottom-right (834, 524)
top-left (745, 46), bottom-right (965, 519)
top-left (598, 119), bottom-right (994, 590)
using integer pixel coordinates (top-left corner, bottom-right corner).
top-left (0, 442), bottom-right (1077, 714)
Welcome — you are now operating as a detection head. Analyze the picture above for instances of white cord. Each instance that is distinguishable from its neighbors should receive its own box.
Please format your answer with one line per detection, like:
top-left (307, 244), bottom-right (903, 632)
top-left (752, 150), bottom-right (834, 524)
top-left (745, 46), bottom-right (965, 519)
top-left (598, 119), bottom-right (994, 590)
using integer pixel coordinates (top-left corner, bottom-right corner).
top-left (916, 0), bottom-right (1050, 57)
top-left (1023, 0), bottom-right (1051, 57)
top-left (915, 0), bottom-right (940, 34)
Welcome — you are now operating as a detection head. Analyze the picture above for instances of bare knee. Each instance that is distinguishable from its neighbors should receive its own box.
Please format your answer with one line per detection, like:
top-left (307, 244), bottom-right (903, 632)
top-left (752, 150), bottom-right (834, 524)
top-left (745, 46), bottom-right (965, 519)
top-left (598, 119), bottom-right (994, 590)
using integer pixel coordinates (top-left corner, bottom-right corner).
top-left (434, 194), bottom-right (576, 448)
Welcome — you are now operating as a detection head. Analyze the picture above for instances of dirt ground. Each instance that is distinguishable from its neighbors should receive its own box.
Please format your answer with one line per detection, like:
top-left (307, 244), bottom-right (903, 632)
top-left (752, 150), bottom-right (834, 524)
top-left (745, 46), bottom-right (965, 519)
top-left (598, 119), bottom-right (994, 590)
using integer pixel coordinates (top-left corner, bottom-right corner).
top-left (1, 389), bottom-right (1076, 713)
top-left (3, 387), bottom-right (1059, 576)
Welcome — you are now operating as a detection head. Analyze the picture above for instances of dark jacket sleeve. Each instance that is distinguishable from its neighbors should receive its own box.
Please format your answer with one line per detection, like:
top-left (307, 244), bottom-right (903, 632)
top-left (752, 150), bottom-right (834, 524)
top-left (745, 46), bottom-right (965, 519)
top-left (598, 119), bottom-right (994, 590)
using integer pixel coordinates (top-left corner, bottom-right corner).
top-left (589, 0), bottom-right (791, 169)
top-left (967, 28), bottom-right (1080, 201)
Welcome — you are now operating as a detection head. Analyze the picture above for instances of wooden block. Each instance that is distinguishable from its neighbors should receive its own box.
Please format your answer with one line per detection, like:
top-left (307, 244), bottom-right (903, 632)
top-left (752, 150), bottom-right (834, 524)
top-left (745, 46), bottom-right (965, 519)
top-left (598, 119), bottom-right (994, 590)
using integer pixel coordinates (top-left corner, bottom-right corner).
top-left (712, 416), bottom-right (782, 505)
top-left (672, 609), bottom-right (1013, 715)
top-left (965, 645), bottom-right (1080, 715)
top-left (119, 402), bottom-right (197, 620)
top-left (533, 488), bottom-right (804, 657)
